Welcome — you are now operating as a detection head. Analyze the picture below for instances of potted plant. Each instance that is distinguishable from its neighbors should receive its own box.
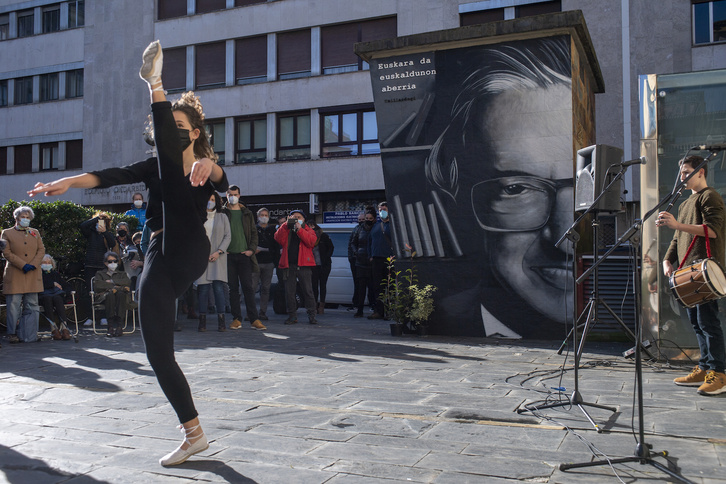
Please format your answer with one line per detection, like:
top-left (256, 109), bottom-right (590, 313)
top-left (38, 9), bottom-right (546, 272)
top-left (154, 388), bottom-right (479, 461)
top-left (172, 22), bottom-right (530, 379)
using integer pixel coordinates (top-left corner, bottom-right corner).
top-left (379, 247), bottom-right (437, 336)
top-left (407, 283), bottom-right (437, 335)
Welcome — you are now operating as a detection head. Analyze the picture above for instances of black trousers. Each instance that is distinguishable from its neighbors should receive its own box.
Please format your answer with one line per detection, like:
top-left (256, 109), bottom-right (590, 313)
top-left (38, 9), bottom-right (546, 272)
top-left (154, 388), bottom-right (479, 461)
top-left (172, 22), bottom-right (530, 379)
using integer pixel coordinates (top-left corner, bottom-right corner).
top-left (354, 267), bottom-right (375, 314)
top-left (285, 264), bottom-right (316, 320)
top-left (318, 264), bottom-right (331, 304)
top-left (39, 293), bottom-right (65, 325)
top-left (227, 253), bottom-right (259, 322)
top-left (137, 101), bottom-right (210, 424)
top-left (371, 257), bottom-right (388, 315)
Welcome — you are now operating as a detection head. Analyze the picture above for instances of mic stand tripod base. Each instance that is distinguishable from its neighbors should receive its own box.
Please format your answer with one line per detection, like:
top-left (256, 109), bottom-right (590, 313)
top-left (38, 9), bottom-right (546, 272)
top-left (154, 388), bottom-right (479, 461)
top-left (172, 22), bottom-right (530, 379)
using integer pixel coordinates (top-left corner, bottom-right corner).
top-left (559, 443), bottom-right (696, 483)
top-left (517, 390), bottom-right (616, 433)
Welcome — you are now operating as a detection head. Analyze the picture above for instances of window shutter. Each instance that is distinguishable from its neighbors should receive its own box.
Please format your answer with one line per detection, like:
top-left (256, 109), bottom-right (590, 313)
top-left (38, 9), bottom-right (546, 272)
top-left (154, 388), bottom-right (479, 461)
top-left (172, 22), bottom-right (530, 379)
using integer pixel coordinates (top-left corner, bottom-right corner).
top-left (196, 42), bottom-right (226, 87)
top-left (236, 35), bottom-right (267, 79)
top-left (321, 23), bottom-right (359, 69)
top-left (277, 30), bottom-right (311, 74)
top-left (162, 47), bottom-right (187, 91)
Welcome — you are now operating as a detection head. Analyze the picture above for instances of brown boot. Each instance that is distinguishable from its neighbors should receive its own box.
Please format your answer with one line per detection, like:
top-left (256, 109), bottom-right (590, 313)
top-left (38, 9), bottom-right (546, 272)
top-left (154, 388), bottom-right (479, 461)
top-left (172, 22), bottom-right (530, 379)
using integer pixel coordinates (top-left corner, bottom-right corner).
top-left (317, 302), bottom-right (325, 314)
top-left (188, 307), bottom-right (198, 319)
top-left (51, 328), bottom-right (62, 340)
top-left (217, 313), bottom-right (226, 332)
top-left (198, 314), bottom-right (207, 332)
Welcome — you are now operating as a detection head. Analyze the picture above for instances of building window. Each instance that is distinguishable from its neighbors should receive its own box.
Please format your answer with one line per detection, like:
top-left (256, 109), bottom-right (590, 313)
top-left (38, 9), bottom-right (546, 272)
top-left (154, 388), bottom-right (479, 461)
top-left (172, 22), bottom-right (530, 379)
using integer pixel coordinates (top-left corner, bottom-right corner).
top-left (68, 0), bottom-right (85, 28)
top-left (278, 113), bottom-right (310, 161)
top-left (460, 0), bottom-right (560, 26)
top-left (17, 10), bottom-right (34, 38)
top-left (42, 4), bottom-right (61, 33)
top-left (66, 139), bottom-right (83, 170)
top-left (159, 0), bottom-right (188, 20)
top-left (515, 0), bottom-right (561, 17)
top-left (0, 147), bottom-right (7, 175)
top-left (0, 14), bottom-right (9, 40)
top-left (236, 117), bottom-right (267, 163)
top-left (66, 69), bottom-right (84, 98)
top-left (277, 29), bottom-right (311, 80)
top-left (694, 0), bottom-right (726, 44)
top-left (195, 42), bottom-right (226, 89)
top-left (321, 108), bottom-right (379, 157)
top-left (460, 9), bottom-right (505, 26)
top-left (14, 77), bottom-right (33, 105)
top-left (162, 47), bottom-right (187, 92)
top-left (197, 0), bottom-right (226, 14)
top-left (235, 0), bottom-right (266, 6)
top-left (235, 35), bottom-right (267, 85)
top-left (14, 144), bottom-right (32, 174)
top-left (40, 73), bottom-right (59, 102)
top-left (234, 118), bottom-right (267, 164)
top-left (205, 120), bottom-right (226, 164)
top-left (0, 80), bottom-right (7, 107)
top-left (322, 17), bottom-right (397, 74)
top-left (41, 143), bottom-right (59, 171)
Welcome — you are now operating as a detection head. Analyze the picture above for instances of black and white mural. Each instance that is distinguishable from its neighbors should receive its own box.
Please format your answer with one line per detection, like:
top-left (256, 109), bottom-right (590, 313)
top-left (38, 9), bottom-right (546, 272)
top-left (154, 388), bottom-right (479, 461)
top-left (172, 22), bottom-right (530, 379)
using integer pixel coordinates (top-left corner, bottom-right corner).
top-left (368, 35), bottom-right (584, 338)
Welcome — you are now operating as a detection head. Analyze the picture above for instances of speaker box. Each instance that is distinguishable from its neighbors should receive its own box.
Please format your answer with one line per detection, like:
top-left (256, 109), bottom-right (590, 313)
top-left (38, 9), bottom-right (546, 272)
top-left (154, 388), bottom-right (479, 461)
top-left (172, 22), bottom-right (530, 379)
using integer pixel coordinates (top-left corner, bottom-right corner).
top-left (575, 144), bottom-right (624, 213)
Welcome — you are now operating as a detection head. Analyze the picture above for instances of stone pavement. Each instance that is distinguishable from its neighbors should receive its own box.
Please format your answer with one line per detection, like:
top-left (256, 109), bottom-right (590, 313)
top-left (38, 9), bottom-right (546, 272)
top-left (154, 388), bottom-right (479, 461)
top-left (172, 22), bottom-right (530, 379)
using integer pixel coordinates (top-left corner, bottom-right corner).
top-left (0, 307), bottom-right (724, 483)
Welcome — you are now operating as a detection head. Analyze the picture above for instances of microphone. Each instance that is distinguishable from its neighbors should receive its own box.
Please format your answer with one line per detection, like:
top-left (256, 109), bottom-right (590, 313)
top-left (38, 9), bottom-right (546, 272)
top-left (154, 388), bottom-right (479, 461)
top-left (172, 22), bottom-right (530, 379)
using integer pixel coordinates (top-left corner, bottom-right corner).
top-left (691, 143), bottom-right (726, 151)
top-left (619, 156), bottom-right (646, 167)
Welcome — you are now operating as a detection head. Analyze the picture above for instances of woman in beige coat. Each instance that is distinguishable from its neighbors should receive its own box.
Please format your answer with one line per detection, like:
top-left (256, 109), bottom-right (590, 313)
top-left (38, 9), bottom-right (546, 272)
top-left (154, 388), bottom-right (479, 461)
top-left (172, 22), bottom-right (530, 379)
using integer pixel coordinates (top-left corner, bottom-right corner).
top-left (2, 206), bottom-right (45, 343)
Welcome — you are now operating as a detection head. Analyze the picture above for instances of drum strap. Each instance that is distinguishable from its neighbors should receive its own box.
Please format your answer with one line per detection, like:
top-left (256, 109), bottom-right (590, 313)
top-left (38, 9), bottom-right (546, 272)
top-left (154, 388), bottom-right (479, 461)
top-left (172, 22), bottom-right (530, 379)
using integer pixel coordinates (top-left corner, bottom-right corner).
top-left (677, 224), bottom-right (711, 270)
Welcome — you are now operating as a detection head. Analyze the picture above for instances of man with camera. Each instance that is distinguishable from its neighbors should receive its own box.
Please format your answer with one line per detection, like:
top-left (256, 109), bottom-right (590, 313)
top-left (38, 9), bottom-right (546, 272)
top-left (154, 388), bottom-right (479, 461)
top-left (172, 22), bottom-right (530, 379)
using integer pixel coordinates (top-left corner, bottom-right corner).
top-left (274, 210), bottom-right (318, 325)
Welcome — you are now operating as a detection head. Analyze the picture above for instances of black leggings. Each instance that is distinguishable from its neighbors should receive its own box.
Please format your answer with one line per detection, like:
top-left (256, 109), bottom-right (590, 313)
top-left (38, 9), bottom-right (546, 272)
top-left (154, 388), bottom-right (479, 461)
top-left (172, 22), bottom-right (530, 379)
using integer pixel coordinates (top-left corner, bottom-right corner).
top-left (137, 101), bottom-right (210, 424)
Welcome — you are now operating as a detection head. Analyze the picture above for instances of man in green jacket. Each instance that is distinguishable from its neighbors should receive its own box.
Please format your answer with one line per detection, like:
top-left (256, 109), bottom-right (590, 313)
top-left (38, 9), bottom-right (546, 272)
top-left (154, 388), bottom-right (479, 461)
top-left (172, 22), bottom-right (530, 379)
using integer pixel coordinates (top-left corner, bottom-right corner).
top-left (224, 185), bottom-right (265, 330)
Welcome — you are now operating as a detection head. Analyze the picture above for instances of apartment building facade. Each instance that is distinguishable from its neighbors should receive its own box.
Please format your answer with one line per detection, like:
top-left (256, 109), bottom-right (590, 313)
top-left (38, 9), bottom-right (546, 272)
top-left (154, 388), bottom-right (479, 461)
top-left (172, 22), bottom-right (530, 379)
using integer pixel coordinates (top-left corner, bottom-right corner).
top-left (1, 0), bottom-right (726, 219)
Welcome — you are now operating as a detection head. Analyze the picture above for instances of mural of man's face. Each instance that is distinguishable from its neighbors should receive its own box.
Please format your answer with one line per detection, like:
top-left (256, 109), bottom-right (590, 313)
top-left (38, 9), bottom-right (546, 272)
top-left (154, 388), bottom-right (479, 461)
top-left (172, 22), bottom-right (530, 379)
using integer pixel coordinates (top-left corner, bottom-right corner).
top-left (476, 84), bottom-right (574, 323)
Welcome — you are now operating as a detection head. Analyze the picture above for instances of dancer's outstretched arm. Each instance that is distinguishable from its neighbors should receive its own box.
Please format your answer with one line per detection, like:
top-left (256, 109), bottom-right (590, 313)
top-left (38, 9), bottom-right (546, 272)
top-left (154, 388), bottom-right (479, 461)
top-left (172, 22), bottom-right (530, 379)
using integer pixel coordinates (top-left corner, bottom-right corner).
top-left (28, 173), bottom-right (101, 197)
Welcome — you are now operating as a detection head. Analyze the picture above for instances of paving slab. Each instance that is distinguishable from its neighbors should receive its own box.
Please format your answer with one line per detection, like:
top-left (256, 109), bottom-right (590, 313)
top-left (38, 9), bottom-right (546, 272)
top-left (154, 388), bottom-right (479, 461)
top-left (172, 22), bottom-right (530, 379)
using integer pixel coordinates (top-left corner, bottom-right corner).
top-left (0, 308), bottom-right (722, 483)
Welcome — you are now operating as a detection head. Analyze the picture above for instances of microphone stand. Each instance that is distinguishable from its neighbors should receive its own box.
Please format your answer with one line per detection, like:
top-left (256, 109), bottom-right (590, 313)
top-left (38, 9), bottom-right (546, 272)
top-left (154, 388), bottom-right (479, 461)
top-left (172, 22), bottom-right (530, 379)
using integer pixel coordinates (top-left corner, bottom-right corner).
top-left (518, 161), bottom-right (639, 431)
top-left (554, 161), bottom-right (654, 359)
top-left (558, 151), bottom-right (719, 483)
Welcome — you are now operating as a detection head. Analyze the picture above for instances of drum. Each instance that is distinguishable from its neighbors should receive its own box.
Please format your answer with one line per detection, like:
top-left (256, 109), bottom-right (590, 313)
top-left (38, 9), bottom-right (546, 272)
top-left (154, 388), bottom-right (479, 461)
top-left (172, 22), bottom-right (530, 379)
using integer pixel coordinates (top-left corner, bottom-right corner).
top-left (669, 259), bottom-right (726, 308)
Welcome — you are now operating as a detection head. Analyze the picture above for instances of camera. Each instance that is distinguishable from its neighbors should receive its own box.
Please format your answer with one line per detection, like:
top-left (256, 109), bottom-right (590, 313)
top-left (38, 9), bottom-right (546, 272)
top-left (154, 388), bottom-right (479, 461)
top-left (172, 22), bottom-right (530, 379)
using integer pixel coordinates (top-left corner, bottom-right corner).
top-left (287, 218), bottom-right (298, 228)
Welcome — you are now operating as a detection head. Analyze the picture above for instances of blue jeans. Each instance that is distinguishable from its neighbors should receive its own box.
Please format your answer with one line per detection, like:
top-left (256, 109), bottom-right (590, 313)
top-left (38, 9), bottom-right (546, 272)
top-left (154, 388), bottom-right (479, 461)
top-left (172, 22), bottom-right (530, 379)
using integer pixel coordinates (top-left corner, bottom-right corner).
top-left (687, 301), bottom-right (726, 373)
top-left (5, 293), bottom-right (40, 343)
top-left (197, 281), bottom-right (226, 314)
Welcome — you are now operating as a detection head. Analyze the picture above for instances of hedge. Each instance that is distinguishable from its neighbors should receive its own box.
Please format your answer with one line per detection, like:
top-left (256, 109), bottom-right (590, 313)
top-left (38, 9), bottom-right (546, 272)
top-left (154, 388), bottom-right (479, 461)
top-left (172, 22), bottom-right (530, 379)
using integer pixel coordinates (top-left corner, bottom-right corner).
top-left (1, 199), bottom-right (139, 280)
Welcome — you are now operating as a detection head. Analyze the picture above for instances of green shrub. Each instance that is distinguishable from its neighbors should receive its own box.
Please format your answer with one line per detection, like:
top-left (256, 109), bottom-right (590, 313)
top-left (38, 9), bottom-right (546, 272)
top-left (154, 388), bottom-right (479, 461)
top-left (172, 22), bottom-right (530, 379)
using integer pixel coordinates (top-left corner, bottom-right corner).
top-left (1, 199), bottom-right (138, 279)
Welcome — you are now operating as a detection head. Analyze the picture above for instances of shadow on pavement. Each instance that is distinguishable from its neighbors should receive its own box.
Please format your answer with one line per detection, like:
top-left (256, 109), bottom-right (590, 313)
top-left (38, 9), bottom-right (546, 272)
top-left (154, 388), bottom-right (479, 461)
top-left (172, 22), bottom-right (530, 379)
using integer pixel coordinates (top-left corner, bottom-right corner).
top-left (176, 459), bottom-right (259, 483)
top-left (0, 444), bottom-right (109, 483)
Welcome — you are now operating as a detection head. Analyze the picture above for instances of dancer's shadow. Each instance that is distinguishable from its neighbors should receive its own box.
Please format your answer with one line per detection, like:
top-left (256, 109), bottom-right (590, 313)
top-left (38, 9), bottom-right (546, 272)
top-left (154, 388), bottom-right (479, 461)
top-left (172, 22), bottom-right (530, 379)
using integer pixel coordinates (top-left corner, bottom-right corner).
top-left (176, 460), bottom-right (258, 483)
top-left (3, 337), bottom-right (155, 393)
top-left (0, 444), bottom-right (109, 483)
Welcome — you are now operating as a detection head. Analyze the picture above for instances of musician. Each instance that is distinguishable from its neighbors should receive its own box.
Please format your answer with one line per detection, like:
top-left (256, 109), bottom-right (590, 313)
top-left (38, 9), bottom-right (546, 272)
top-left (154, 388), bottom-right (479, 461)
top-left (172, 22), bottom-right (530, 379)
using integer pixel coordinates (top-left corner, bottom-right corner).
top-left (660, 155), bottom-right (726, 395)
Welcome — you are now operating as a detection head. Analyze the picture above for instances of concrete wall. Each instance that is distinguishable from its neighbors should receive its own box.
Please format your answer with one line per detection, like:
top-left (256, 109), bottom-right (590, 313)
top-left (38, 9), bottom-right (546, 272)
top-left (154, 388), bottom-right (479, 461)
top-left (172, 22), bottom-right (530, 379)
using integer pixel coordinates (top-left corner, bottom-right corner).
top-left (3, 0), bottom-right (726, 208)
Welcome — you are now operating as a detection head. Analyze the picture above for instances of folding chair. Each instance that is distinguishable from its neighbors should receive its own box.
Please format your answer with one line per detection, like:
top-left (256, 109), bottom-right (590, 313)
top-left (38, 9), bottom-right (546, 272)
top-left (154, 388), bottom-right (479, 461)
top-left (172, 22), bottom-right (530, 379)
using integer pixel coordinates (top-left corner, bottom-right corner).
top-left (37, 290), bottom-right (79, 338)
top-left (89, 278), bottom-right (137, 335)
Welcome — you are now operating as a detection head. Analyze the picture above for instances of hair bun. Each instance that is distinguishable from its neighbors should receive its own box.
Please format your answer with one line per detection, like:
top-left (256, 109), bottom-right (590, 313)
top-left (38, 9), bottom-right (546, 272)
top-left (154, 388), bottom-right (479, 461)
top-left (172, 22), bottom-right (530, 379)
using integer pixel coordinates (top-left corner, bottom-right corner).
top-left (177, 91), bottom-right (205, 121)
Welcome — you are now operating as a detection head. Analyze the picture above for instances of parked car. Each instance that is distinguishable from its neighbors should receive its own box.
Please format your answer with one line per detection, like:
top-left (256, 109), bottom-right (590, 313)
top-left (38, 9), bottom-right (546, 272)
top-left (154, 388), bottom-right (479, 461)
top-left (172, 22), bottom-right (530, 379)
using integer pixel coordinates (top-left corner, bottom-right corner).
top-left (272, 222), bottom-right (356, 313)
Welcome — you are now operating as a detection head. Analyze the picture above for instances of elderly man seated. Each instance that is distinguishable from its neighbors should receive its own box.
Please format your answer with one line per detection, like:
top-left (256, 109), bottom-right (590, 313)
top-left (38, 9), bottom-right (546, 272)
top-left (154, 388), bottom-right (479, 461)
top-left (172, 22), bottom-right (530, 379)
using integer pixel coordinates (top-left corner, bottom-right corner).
top-left (93, 251), bottom-right (131, 337)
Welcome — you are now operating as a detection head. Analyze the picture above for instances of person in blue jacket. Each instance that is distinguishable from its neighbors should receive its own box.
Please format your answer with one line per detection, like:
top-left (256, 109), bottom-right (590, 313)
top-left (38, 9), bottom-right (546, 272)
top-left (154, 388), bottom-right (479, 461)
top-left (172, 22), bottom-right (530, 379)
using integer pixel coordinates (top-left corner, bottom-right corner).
top-left (125, 192), bottom-right (147, 230)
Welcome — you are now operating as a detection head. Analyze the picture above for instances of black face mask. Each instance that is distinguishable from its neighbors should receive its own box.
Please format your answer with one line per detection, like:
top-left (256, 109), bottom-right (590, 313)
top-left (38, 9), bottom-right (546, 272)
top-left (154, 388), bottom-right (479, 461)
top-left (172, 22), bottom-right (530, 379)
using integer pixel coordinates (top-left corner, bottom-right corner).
top-left (117, 230), bottom-right (127, 238)
top-left (179, 128), bottom-right (193, 152)
top-left (365, 220), bottom-right (374, 227)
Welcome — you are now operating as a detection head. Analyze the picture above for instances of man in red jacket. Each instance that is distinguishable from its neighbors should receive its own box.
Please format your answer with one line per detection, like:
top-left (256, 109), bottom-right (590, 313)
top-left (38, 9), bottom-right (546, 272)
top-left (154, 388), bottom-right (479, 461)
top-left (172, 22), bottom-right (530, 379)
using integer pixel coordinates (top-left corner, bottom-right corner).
top-left (274, 210), bottom-right (318, 325)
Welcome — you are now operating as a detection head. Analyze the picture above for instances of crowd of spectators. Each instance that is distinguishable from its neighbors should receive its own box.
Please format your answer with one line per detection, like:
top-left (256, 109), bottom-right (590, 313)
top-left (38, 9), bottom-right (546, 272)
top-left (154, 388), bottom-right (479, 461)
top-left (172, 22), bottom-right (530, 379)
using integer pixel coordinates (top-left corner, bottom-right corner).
top-left (2, 191), bottom-right (392, 344)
